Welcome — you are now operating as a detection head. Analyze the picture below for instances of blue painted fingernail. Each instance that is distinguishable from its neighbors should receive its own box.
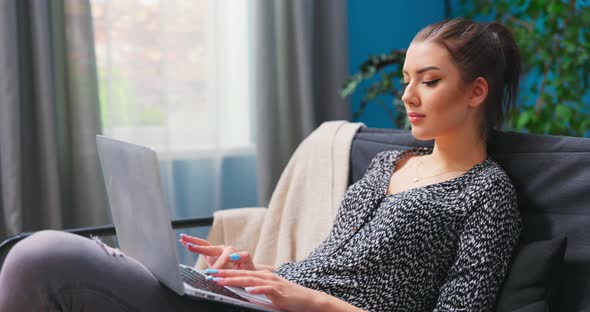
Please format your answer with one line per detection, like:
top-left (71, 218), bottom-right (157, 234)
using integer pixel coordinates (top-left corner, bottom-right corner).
top-left (205, 268), bottom-right (218, 274)
top-left (213, 277), bottom-right (224, 282)
top-left (229, 253), bottom-right (240, 261)
top-left (206, 276), bottom-right (215, 281)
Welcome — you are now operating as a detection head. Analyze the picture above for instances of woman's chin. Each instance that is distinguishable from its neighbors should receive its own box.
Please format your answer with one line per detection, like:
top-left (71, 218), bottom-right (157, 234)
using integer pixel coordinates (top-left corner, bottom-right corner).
top-left (410, 128), bottom-right (434, 141)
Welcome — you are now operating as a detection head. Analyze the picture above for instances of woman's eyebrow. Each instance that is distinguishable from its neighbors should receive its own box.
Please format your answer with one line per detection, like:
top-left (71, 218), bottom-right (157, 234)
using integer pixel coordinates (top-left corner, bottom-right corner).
top-left (402, 66), bottom-right (441, 75)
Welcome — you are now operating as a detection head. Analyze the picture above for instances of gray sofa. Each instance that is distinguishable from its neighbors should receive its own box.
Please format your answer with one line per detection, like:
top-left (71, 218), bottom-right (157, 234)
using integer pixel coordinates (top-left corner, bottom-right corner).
top-left (1, 127), bottom-right (588, 311)
top-left (350, 127), bottom-right (590, 312)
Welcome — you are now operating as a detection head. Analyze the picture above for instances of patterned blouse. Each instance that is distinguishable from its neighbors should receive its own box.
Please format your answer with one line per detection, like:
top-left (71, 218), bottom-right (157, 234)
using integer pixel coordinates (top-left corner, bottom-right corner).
top-left (275, 147), bottom-right (522, 312)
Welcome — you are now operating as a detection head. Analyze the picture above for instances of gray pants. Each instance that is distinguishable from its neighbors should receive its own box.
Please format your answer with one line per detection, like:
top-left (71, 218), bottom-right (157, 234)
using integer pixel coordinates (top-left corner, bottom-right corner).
top-left (0, 230), bottom-right (252, 312)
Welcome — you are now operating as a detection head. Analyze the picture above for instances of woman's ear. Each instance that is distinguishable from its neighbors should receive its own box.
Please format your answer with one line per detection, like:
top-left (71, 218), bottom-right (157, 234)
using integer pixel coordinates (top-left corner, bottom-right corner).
top-left (469, 77), bottom-right (488, 108)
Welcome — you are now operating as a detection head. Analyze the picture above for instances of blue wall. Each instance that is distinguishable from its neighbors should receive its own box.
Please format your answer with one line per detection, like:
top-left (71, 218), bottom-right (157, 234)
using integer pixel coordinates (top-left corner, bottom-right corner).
top-left (347, 0), bottom-right (446, 128)
top-left (349, 2), bottom-right (590, 134)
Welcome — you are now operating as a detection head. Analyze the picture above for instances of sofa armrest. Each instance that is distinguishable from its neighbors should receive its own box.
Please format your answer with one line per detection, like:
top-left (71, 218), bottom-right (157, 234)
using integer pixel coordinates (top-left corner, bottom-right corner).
top-left (0, 216), bottom-right (214, 269)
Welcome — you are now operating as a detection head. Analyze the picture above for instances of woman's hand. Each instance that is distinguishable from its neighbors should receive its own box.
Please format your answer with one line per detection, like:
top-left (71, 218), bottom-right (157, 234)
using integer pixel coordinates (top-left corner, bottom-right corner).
top-left (178, 234), bottom-right (256, 270)
top-left (206, 269), bottom-right (330, 312)
top-left (210, 270), bottom-right (327, 311)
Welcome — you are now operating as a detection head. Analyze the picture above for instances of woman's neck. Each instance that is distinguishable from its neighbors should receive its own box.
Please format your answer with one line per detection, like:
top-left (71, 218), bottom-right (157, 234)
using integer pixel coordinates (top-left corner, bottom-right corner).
top-left (427, 130), bottom-right (488, 171)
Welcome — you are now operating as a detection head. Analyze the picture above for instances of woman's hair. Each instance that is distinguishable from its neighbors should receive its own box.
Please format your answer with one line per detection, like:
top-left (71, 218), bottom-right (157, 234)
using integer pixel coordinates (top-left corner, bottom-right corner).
top-left (413, 18), bottom-right (521, 138)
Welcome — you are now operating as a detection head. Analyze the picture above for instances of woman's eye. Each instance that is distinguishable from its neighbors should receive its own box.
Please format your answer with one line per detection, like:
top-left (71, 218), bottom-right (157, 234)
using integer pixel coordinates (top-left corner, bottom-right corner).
top-left (422, 79), bottom-right (440, 87)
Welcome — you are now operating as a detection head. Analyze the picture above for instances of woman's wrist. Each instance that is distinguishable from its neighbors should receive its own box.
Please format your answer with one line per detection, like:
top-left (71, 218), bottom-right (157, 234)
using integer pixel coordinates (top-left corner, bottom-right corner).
top-left (313, 292), bottom-right (332, 311)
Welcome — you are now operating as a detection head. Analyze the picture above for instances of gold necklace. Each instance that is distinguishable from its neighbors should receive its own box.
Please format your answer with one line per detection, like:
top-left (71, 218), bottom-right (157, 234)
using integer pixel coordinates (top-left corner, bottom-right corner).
top-left (413, 158), bottom-right (469, 183)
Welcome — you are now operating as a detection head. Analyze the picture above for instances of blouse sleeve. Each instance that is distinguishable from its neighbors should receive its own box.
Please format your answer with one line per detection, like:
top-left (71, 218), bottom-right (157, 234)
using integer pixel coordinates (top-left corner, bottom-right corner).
top-left (433, 177), bottom-right (522, 312)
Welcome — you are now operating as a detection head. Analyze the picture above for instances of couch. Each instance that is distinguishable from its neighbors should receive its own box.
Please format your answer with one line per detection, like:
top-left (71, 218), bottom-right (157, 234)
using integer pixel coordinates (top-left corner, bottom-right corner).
top-left (1, 127), bottom-right (588, 311)
top-left (350, 128), bottom-right (590, 312)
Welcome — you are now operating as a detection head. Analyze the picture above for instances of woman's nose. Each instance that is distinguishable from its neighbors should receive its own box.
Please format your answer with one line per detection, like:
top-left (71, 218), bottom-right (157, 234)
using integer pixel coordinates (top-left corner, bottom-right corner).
top-left (401, 83), bottom-right (417, 106)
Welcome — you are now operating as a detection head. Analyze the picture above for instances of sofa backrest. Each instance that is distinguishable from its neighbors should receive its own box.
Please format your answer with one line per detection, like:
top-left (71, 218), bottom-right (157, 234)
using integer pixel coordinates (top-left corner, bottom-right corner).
top-left (349, 128), bottom-right (590, 312)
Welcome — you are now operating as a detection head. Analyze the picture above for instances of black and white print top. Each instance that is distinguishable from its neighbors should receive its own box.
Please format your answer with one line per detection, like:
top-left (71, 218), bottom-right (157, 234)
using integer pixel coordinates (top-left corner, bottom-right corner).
top-left (275, 147), bottom-right (522, 312)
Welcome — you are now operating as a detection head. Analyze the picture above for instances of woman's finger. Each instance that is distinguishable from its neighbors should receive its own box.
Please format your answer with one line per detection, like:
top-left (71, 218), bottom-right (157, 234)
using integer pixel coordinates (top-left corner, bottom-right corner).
top-left (244, 285), bottom-right (278, 297)
top-left (185, 244), bottom-right (224, 257)
top-left (214, 276), bottom-right (274, 288)
top-left (209, 269), bottom-right (278, 280)
top-left (179, 234), bottom-right (211, 246)
top-left (211, 246), bottom-right (237, 269)
top-left (226, 251), bottom-right (252, 269)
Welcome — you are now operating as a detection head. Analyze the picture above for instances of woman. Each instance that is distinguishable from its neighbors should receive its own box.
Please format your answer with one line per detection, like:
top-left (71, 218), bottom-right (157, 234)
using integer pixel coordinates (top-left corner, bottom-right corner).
top-left (0, 18), bottom-right (522, 312)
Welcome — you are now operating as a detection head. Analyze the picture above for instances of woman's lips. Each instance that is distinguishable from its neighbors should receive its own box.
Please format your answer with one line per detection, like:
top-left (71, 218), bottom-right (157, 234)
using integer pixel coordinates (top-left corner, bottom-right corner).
top-left (409, 116), bottom-right (425, 124)
top-left (408, 112), bottom-right (426, 124)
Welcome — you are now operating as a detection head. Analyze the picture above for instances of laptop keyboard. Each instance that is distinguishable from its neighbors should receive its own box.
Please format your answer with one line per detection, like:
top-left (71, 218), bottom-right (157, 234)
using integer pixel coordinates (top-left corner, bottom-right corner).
top-left (179, 266), bottom-right (249, 302)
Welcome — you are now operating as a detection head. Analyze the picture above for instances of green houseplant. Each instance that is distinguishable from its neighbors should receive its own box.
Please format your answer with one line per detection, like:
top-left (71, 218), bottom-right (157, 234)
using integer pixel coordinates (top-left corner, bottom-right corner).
top-left (341, 1), bottom-right (590, 136)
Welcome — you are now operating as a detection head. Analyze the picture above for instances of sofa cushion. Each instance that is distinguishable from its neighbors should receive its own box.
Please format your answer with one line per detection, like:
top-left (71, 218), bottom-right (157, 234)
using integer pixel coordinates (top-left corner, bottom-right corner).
top-left (495, 237), bottom-right (567, 312)
top-left (510, 301), bottom-right (548, 312)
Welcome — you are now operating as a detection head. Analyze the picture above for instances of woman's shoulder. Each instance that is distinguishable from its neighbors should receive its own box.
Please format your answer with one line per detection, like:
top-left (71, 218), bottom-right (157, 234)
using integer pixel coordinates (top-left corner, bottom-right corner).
top-left (474, 159), bottom-right (516, 192)
top-left (469, 159), bottom-right (519, 212)
top-left (366, 150), bottom-right (398, 172)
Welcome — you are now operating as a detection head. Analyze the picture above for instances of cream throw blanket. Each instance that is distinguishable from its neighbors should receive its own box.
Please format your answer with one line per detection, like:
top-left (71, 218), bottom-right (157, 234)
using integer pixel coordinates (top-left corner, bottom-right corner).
top-left (196, 121), bottom-right (364, 269)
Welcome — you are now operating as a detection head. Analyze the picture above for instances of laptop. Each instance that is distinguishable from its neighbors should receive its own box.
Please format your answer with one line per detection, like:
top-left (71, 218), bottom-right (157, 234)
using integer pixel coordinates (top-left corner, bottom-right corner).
top-left (96, 135), bottom-right (279, 312)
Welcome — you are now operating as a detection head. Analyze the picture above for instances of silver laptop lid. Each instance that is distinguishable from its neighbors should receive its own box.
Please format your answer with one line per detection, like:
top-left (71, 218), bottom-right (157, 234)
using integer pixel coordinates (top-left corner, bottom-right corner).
top-left (96, 135), bottom-right (184, 295)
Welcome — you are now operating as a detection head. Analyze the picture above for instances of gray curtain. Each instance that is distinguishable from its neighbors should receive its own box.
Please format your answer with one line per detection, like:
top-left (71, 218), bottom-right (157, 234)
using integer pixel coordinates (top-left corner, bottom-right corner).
top-left (253, 0), bottom-right (351, 205)
top-left (0, 0), bottom-right (109, 238)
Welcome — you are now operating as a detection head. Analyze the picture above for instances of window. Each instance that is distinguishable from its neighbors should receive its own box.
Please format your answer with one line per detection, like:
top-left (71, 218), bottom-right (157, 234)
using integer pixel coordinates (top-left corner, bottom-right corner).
top-left (91, 0), bottom-right (254, 157)
top-left (90, 0), bottom-right (257, 264)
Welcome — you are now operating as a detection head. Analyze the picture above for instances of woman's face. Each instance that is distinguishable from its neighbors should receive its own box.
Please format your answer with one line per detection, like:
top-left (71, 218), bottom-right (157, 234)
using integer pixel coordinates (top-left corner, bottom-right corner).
top-left (401, 41), bottom-right (481, 141)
